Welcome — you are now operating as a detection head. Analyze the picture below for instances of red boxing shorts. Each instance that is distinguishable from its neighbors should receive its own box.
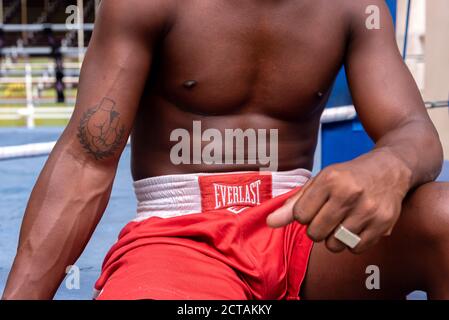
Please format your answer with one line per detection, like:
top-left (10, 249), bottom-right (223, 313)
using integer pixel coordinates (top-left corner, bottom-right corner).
top-left (94, 169), bottom-right (314, 300)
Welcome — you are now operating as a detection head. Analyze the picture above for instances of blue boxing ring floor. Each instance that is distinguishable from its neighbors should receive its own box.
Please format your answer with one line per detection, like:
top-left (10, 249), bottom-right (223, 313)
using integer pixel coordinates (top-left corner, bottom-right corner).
top-left (0, 128), bottom-right (135, 300)
top-left (1, 128), bottom-right (447, 300)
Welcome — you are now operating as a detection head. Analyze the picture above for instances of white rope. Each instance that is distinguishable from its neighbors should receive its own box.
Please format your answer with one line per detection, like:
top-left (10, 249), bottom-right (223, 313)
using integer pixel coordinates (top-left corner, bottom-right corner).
top-left (0, 105), bottom-right (360, 124)
top-left (0, 76), bottom-right (80, 84)
top-left (0, 141), bottom-right (56, 160)
top-left (320, 105), bottom-right (356, 124)
top-left (1, 47), bottom-right (87, 56)
top-left (0, 23), bottom-right (95, 32)
top-left (3, 101), bottom-right (445, 161)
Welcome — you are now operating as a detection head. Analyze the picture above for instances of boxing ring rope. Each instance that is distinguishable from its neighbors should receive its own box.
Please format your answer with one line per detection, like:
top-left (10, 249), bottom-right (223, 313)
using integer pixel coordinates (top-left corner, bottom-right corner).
top-left (0, 23), bottom-right (95, 32)
top-left (0, 106), bottom-right (355, 160)
top-left (0, 23), bottom-right (93, 56)
top-left (2, 10), bottom-right (443, 162)
top-left (1, 46), bottom-right (87, 56)
top-left (0, 141), bottom-right (56, 160)
top-left (1, 102), bottom-right (447, 161)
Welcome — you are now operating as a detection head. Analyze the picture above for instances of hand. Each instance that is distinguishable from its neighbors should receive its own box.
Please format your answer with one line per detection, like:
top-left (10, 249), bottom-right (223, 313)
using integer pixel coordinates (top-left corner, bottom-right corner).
top-left (267, 151), bottom-right (412, 253)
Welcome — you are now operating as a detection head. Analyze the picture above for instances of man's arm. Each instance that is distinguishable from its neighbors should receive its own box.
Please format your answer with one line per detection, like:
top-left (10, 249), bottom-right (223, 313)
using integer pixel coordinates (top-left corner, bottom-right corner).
top-left (345, 0), bottom-right (443, 187)
top-left (2, 0), bottom-right (172, 299)
top-left (268, 0), bottom-right (443, 253)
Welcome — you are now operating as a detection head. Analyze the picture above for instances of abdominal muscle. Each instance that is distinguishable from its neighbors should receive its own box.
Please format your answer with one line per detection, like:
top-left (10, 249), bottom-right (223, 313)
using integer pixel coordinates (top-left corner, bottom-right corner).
top-left (130, 101), bottom-right (322, 180)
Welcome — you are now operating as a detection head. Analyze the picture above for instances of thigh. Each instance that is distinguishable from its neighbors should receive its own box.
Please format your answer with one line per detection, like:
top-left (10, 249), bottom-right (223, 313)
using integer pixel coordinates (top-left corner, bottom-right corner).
top-left (97, 243), bottom-right (251, 300)
top-left (301, 182), bottom-right (449, 299)
top-left (301, 241), bottom-right (413, 299)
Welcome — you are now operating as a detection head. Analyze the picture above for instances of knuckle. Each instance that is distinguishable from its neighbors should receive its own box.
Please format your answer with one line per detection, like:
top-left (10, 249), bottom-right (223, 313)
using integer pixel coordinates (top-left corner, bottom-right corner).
top-left (340, 185), bottom-right (364, 206)
top-left (375, 212), bottom-right (392, 226)
top-left (293, 206), bottom-right (307, 224)
top-left (322, 168), bottom-right (340, 183)
top-left (306, 227), bottom-right (321, 242)
top-left (327, 177), bottom-right (364, 206)
top-left (362, 198), bottom-right (378, 215)
top-left (294, 214), bottom-right (307, 225)
top-left (348, 184), bottom-right (364, 198)
top-left (293, 205), bottom-right (312, 225)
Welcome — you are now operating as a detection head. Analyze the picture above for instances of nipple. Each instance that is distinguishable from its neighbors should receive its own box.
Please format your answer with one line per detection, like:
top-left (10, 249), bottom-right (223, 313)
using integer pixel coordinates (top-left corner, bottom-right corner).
top-left (183, 80), bottom-right (198, 89)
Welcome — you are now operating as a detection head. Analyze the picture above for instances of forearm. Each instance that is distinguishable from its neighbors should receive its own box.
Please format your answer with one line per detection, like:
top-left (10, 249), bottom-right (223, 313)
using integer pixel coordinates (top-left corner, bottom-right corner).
top-left (2, 143), bottom-right (116, 300)
top-left (368, 120), bottom-right (443, 191)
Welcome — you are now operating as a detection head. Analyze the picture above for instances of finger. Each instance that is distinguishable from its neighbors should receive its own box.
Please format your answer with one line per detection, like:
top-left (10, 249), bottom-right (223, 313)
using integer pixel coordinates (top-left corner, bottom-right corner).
top-left (293, 176), bottom-right (330, 224)
top-left (348, 227), bottom-right (383, 254)
top-left (306, 199), bottom-right (349, 242)
top-left (267, 189), bottom-right (304, 228)
top-left (353, 211), bottom-right (396, 253)
top-left (325, 231), bottom-right (346, 253)
top-left (325, 213), bottom-right (369, 253)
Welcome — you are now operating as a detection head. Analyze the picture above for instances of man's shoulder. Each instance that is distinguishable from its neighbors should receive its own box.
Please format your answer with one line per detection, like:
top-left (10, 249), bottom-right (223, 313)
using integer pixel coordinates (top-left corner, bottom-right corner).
top-left (337, 0), bottom-right (393, 27)
top-left (329, 0), bottom-right (394, 40)
top-left (99, 0), bottom-right (177, 33)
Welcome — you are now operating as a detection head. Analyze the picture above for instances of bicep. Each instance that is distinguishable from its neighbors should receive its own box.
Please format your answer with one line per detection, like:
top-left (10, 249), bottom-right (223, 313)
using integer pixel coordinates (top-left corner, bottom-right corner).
top-left (345, 1), bottom-right (429, 141)
top-left (62, 1), bottom-right (164, 163)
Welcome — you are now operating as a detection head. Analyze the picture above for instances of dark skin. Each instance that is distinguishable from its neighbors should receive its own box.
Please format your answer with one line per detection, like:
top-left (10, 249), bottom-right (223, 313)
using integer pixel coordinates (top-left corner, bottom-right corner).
top-left (3, 0), bottom-right (448, 300)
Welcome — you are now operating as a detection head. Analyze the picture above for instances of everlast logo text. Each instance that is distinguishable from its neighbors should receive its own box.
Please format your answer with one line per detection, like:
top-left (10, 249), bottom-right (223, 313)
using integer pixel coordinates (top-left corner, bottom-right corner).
top-left (213, 180), bottom-right (262, 209)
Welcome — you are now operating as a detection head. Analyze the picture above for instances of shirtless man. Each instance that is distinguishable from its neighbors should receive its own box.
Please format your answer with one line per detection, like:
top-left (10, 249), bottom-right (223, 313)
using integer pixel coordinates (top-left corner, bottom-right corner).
top-left (3, 0), bottom-right (449, 300)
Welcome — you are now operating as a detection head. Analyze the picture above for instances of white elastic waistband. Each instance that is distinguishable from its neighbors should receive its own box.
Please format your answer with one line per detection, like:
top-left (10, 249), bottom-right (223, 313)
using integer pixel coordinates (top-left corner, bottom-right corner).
top-left (133, 168), bottom-right (312, 221)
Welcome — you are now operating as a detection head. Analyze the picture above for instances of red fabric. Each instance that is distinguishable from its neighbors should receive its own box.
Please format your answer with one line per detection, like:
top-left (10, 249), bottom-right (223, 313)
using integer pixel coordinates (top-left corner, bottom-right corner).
top-left (95, 172), bottom-right (313, 300)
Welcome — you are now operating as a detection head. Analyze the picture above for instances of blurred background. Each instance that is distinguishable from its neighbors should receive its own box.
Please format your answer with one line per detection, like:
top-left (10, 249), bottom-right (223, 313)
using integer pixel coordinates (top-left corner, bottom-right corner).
top-left (0, 0), bottom-right (95, 127)
top-left (396, 0), bottom-right (449, 158)
top-left (0, 0), bottom-right (448, 300)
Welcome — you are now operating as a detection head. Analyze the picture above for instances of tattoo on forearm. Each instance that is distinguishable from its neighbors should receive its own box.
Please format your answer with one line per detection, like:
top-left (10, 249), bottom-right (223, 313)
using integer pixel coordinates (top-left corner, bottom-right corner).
top-left (77, 98), bottom-right (126, 160)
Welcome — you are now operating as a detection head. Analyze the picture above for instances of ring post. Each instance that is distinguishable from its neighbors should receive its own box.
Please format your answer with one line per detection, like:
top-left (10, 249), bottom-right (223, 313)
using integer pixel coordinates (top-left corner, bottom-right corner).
top-left (0, 0), bottom-right (4, 25)
top-left (77, 0), bottom-right (84, 66)
top-left (25, 63), bottom-right (35, 129)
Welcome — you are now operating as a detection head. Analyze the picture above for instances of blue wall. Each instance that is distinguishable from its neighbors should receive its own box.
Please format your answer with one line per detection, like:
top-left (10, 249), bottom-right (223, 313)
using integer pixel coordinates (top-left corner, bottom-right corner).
top-left (322, 0), bottom-right (397, 167)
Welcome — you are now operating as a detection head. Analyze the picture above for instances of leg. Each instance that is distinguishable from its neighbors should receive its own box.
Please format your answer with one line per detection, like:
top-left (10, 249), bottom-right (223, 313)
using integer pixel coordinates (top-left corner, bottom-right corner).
top-left (301, 182), bottom-right (449, 300)
top-left (97, 243), bottom-right (251, 300)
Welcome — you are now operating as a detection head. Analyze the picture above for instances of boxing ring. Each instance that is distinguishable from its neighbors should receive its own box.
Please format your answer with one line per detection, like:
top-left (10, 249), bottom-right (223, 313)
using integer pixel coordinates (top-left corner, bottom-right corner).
top-left (1, 0), bottom-right (448, 301)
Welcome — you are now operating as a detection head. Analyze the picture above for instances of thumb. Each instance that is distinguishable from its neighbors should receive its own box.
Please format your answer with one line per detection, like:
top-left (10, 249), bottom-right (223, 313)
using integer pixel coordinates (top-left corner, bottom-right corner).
top-left (266, 189), bottom-right (304, 228)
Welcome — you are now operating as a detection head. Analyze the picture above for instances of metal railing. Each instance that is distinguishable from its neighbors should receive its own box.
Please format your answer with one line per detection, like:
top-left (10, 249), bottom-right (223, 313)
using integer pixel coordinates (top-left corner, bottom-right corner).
top-left (0, 62), bottom-right (74, 128)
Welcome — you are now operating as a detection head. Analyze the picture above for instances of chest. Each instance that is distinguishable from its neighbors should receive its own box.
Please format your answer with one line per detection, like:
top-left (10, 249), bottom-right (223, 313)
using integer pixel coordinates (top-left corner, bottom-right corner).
top-left (154, 0), bottom-right (349, 120)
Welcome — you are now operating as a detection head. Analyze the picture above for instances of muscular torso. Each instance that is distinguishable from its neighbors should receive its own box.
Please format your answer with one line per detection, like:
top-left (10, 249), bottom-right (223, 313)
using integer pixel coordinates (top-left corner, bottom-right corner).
top-left (131, 0), bottom-right (349, 180)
